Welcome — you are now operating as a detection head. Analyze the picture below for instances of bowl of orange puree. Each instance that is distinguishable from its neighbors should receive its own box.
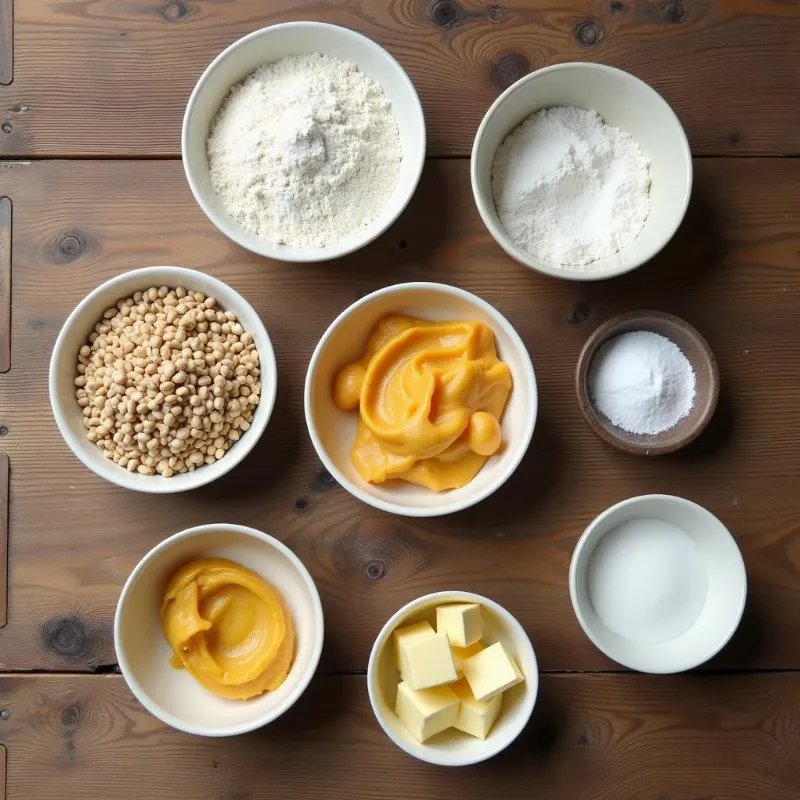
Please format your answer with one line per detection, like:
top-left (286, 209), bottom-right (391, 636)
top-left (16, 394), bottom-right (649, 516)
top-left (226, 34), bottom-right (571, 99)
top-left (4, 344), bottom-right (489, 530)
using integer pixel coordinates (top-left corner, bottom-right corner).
top-left (115, 523), bottom-right (323, 736)
top-left (305, 283), bottom-right (537, 517)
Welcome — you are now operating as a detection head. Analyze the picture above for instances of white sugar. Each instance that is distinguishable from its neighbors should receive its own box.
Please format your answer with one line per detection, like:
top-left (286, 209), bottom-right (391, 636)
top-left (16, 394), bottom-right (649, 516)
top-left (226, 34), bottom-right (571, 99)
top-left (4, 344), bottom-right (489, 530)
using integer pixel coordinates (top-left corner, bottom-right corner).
top-left (588, 518), bottom-right (708, 644)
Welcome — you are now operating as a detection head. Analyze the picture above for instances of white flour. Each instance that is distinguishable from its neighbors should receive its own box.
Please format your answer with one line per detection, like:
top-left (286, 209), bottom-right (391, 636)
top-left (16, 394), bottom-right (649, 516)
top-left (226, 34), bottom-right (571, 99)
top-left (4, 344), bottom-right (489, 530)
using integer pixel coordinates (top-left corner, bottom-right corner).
top-left (588, 330), bottom-right (696, 435)
top-left (492, 106), bottom-right (650, 268)
top-left (588, 518), bottom-right (708, 644)
top-left (207, 54), bottom-right (402, 249)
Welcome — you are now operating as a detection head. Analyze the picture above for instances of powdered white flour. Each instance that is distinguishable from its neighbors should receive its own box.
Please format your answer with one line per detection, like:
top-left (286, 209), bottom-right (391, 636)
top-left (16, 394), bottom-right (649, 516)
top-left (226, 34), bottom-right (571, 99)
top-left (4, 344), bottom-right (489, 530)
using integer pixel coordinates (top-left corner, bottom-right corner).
top-left (207, 54), bottom-right (402, 249)
top-left (492, 106), bottom-right (650, 268)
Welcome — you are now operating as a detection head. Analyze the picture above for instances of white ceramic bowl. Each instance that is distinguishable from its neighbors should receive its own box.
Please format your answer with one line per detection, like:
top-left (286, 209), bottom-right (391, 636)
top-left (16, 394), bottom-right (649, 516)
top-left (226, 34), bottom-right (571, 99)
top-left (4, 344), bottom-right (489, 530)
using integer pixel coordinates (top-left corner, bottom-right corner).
top-left (304, 283), bottom-right (537, 517)
top-left (114, 523), bottom-right (324, 737)
top-left (182, 22), bottom-right (426, 262)
top-left (569, 495), bottom-right (747, 673)
top-left (49, 266), bottom-right (277, 493)
top-left (367, 591), bottom-right (538, 766)
top-left (472, 63), bottom-right (692, 281)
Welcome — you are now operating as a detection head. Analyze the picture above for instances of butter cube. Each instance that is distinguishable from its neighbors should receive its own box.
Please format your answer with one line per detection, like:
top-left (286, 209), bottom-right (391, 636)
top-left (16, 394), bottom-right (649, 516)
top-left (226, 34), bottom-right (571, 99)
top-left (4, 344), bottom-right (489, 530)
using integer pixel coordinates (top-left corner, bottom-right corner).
top-left (462, 642), bottom-right (524, 702)
top-left (393, 621), bottom-right (435, 678)
top-left (451, 678), bottom-right (502, 739)
top-left (403, 631), bottom-right (458, 690)
top-left (437, 603), bottom-right (483, 648)
top-left (451, 641), bottom-right (484, 677)
top-left (395, 681), bottom-right (460, 743)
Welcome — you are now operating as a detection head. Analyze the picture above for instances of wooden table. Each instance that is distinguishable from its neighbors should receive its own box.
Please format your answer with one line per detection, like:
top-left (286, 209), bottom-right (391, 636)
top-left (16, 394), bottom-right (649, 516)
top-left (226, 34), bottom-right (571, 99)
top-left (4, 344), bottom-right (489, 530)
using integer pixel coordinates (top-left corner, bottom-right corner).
top-left (1, 1), bottom-right (799, 798)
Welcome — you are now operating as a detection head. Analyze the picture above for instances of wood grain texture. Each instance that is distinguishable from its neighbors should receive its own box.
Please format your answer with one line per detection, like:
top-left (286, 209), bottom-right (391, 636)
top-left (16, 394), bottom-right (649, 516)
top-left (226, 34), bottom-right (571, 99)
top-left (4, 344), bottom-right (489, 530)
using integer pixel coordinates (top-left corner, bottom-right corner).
top-left (0, 455), bottom-right (7, 628)
top-left (0, 158), bottom-right (798, 673)
top-left (1, 673), bottom-right (800, 799)
top-left (0, 0), bottom-right (11, 86)
top-left (0, 197), bottom-right (9, 372)
top-left (0, 0), bottom-right (799, 156)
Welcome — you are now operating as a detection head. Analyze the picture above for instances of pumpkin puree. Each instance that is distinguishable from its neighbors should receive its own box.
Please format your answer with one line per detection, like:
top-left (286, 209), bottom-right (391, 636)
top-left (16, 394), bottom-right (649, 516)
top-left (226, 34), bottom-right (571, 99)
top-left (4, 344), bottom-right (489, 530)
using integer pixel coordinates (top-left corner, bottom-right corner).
top-left (161, 558), bottom-right (294, 700)
top-left (332, 316), bottom-right (512, 491)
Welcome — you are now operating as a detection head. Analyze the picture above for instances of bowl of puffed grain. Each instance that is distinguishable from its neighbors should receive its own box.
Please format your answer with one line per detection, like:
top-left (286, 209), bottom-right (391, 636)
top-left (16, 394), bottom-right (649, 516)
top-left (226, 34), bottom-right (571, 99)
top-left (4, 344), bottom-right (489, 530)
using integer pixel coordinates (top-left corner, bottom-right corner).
top-left (49, 266), bottom-right (277, 493)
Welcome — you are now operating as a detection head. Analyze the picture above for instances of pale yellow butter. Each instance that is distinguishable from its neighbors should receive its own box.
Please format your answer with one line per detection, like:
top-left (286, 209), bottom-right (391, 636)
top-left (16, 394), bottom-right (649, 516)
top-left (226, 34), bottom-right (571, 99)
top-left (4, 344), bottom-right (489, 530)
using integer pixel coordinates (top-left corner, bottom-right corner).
top-left (451, 641), bottom-right (484, 677)
top-left (436, 603), bottom-right (483, 648)
top-left (403, 631), bottom-right (458, 691)
top-left (450, 678), bottom-right (502, 739)
top-left (462, 641), bottom-right (524, 702)
top-left (393, 620), bottom-right (435, 679)
top-left (395, 681), bottom-right (460, 742)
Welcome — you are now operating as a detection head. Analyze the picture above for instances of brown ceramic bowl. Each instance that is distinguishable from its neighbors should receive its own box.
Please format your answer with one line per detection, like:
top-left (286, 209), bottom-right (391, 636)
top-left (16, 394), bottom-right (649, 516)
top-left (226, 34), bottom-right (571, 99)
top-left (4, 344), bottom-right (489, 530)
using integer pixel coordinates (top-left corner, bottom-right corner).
top-left (575, 311), bottom-right (719, 456)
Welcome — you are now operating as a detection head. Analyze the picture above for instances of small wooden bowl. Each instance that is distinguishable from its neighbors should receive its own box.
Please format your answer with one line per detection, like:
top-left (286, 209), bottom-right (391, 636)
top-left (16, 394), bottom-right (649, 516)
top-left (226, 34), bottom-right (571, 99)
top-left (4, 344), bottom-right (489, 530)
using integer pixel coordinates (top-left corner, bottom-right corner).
top-left (575, 311), bottom-right (719, 456)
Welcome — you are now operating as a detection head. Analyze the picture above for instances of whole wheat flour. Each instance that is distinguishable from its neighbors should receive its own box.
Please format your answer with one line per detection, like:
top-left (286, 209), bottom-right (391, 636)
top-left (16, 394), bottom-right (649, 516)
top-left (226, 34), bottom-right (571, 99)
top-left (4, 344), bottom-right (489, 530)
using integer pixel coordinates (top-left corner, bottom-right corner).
top-left (491, 106), bottom-right (650, 268)
top-left (207, 54), bottom-right (402, 249)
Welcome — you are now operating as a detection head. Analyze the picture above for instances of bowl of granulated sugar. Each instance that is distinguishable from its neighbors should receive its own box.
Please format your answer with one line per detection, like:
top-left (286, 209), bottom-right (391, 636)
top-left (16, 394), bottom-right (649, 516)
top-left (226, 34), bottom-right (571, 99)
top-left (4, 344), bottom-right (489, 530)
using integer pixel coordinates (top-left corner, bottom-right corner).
top-left (183, 22), bottom-right (425, 262)
top-left (569, 494), bottom-right (747, 674)
top-left (575, 310), bottom-right (719, 456)
top-left (471, 63), bottom-right (692, 281)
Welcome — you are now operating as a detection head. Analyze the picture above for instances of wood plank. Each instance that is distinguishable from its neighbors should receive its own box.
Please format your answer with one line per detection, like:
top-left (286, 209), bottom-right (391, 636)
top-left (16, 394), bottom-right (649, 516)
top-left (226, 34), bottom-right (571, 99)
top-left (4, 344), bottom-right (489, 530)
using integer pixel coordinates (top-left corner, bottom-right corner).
top-left (0, 197), bottom-right (9, 372)
top-left (1, 673), bottom-right (799, 799)
top-left (0, 455), bottom-right (7, 628)
top-left (0, 158), bottom-right (798, 672)
top-left (0, 0), bottom-right (11, 86)
top-left (0, 0), bottom-right (799, 156)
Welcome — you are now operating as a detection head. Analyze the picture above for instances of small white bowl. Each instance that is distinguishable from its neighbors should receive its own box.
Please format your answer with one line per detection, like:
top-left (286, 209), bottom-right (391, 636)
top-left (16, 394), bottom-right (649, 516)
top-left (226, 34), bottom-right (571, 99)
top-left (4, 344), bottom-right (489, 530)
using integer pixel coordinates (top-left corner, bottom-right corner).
top-left (304, 282), bottom-right (538, 517)
top-left (367, 591), bottom-right (539, 766)
top-left (471, 63), bottom-right (692, 281)
top-left (114, 523), bottom-right (324, 737)
top-left (569, 495), bottom-right (747, 673)
top-left (49, 266), bottom-right (277, 493)
top-left (182, 22), bottom-right (426, 262)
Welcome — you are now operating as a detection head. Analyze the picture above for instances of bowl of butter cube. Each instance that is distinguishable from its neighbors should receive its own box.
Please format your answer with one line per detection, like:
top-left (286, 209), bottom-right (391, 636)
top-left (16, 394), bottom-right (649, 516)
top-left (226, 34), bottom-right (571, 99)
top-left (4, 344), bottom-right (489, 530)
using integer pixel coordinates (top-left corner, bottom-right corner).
top-left (367, 591), bottom-right (538, 765)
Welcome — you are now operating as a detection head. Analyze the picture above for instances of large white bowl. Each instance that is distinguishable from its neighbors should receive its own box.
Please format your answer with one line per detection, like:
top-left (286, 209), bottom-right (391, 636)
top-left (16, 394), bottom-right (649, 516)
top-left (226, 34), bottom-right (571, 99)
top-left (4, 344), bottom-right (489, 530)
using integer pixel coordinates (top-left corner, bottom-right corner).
top-left (569, 495), bottom-right (747, 673)
top-left (114, 523), bottom-right (324, 737)
top-left (472, 63), bottom-right (692, 281)
top-left (304, 283), bottom-right (538, 517)
top-left (368, 591), bottom-right (539, 766)
top-left (182, 22), bottom-right (426, 262)
top-left (49, 266), bottom-right (277, 493)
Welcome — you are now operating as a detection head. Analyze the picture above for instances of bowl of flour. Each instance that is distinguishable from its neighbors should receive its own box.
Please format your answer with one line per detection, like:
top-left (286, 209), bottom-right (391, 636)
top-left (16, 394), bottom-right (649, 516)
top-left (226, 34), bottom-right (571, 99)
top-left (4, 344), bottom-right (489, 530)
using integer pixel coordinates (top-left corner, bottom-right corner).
top-left (183, 22), bottom-right (425, 262)
top-left (471, 63), bottom-right (692, 280)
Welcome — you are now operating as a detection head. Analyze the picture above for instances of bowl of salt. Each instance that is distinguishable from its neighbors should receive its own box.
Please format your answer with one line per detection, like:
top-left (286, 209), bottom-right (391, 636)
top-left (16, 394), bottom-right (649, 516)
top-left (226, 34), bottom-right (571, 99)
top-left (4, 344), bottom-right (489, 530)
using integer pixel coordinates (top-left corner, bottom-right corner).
top-left (569, 494), bottom-right (747, 674)
top-left (575, 310), bottom-right (719, 455)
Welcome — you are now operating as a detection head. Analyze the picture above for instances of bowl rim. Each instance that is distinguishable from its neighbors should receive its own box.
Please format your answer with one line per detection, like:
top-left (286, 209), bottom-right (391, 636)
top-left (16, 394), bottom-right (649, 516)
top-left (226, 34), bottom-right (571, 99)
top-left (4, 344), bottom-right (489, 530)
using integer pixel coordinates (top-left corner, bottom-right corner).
top-left (568, 494), bottom-right (747, 674)
top-left (574, 309), bottom-right (720, 455)
top-left (113, 522), bottom-right (325, 737)
top-left (470, 61), bottom-right (693, 282)
top-left (303, 281), bottom-right (538, 517)
top-left (181, 20), bottom-right (427, 264)
top-left (48, 265), bottom-right (278, 493)
top-left (366, 590), bottom-right (539, 766)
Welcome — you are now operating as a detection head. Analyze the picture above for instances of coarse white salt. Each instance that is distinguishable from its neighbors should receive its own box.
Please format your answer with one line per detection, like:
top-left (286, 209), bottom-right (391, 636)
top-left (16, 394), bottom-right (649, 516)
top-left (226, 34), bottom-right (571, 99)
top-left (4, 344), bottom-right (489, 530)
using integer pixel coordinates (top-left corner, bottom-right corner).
top-left (587, 518), bottom-right (708, 644)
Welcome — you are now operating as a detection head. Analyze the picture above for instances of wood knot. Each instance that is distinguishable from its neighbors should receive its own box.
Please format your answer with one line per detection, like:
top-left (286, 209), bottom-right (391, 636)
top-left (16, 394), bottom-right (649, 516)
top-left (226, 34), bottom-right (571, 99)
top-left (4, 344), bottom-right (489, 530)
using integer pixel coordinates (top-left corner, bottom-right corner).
top-left (491, 54), bottom-right (531, 91)
top-left (577, 732), bottom-right (589, 746)
top-left (575, 20), bottom-right (603, 47)
top-left (398, 239), bottom-right (408, 250)
top-left (11, 104), bottom-right (30, 114)
top-left (1, 122), bottom-right (11, 134)
top-left (431, 0), bottom-right (461, 27)
top-left (42, 617), bottom-right (89, 658)
top-left (363, 559), bottom-right (387, 582)
top-left (47, 230), bottom-right (94, 264)
top-left (487, 5), bottom-right (505, 23)
top-left (160, 0), bottom-right (191, 23)
top-left (568, 301), bottom-right (591, 324)
top-left (651, 0), bottom-right (686, 23)
top-left (60, 704), bottom-right (82, 730)
top-left (295, 497), bottom-right (309, 511)
top-left (0, 426), bottom-right (7, 436)
top-left (609, 0), bottom-right (624, 11)
top-left (311, 469), bottom-right (337, 493)
top-left (727, 132), bottom-right (742, 145)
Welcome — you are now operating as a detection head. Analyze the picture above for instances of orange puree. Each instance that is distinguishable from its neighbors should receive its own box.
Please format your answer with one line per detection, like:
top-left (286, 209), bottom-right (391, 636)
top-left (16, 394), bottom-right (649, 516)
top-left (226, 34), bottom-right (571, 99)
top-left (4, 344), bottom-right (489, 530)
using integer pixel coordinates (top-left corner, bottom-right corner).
top-left (161, 558), bottom-right (294, 700)
top-left (332, 316), bottom-right (512, 491)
